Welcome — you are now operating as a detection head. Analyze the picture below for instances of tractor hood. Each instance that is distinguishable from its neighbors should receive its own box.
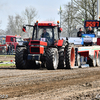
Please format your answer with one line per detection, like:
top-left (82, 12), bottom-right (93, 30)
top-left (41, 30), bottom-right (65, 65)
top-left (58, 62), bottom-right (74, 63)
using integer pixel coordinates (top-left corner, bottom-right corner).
top-left (29, 40), bottom-right (47, 46)
top-left (29, 40), bottom-right (47, 54)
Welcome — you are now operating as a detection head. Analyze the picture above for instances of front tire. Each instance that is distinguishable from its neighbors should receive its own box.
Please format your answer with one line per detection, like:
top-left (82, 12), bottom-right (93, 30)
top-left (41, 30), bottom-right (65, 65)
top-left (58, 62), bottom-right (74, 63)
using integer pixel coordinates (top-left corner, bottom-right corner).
top-left (15, 47), bottom-right (28, 69)
top-left (46, 48), bottom-right (58, 70)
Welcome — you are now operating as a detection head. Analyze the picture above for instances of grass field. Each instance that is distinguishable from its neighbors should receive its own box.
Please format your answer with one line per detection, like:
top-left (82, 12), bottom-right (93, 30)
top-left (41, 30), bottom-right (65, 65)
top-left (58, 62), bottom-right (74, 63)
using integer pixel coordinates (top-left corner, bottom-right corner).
top-left (0, 55), bottom-right (15, 57)
top-left (0, 63), bottom-right (15, 67)
top-left (0, 55), bottom-right (15, 67)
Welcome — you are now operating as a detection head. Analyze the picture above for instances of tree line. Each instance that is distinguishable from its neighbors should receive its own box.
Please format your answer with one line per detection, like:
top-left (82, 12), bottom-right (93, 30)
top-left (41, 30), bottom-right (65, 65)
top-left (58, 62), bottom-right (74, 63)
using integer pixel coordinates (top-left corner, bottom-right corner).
top-left (62, 0), bottom-right (97, 37)
top-left (0, 0), bottom-right (97, 38)
top-left (0, 6), bottom-right (38, 37)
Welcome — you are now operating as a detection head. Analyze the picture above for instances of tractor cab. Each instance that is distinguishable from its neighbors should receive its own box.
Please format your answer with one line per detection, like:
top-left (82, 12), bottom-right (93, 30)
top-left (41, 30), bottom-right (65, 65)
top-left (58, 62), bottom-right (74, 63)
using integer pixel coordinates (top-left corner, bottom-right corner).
top-left (22, 21), bottom-right (62, 55)
top-left (32, 24), bottom-right (58, 46)
top-left (23, 21), bottom-right (62, 47)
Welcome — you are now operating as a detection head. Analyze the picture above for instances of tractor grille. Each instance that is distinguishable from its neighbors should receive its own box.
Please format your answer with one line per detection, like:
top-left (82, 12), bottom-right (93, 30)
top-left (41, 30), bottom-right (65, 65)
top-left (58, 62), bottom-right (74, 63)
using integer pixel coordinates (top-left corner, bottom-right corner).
top-left (31, 47), bottom-right (39, 53)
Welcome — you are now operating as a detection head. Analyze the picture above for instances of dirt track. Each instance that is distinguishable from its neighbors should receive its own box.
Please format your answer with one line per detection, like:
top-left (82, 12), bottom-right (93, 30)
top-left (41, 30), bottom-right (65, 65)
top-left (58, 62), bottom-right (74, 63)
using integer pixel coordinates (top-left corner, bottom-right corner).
top-left (0, 56), bottom-right (100, 100)
top-left (0, 67), bottom-right (100, 100)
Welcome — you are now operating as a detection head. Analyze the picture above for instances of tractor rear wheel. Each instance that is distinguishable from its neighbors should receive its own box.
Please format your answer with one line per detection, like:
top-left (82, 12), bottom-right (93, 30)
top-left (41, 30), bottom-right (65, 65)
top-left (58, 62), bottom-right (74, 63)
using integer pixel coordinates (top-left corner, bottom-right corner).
top-left (87, 52), bottom-right (97, 67)
top-left (77, 54), bottom-right (81, 68)
top-left (58, 47), bottom-right (65, 69)
top-left (46, 48), bottom-right (58, 70)
top-left (96, 52), bottom-right (100, 67)
top-left (65, 44), bottom-right (75, 69)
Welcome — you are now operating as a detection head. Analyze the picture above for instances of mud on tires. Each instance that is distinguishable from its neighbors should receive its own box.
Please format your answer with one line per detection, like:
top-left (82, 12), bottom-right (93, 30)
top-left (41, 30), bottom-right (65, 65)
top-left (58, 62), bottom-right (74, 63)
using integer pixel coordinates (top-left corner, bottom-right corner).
top-left (46, 48), bottom-right (58, 70)
top-left (65, 44), bottom-right (75, 69)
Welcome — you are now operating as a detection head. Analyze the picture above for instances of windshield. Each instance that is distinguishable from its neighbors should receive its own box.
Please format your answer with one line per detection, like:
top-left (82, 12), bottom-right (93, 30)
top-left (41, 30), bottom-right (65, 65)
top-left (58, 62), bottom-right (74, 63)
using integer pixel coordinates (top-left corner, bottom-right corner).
top-left (0, 38), bottom-right (6, 45)
top-left (16, 38), bottom-right (23, 42)
top-left (34, 27), bottom-right (53, 40)
top-left (33, 27), bottom-right (58, 40)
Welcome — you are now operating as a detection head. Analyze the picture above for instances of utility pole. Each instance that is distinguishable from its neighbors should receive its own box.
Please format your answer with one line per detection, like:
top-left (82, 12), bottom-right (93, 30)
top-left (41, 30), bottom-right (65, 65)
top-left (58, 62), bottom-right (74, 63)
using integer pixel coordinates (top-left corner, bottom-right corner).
top-left (97, 0), bottom-right (100, 20)
top-left (85, 0), bottom-right (87, 21)
top-left (58, 6), bottom-right (62, 27)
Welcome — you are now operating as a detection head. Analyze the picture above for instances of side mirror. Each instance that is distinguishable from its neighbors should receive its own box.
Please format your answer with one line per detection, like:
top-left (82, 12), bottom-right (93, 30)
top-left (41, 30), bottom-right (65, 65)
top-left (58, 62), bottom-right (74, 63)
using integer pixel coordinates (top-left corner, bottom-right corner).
top-left (22, 26), bottom-right (26, 32)
top-left (58, 27), bottom-right (63, 32)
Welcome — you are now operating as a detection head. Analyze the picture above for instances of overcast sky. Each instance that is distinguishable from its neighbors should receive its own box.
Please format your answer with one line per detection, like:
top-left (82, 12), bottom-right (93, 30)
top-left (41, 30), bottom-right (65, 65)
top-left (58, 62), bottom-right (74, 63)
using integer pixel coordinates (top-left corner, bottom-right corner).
top-left (0, 0), bottom-right (70, 30)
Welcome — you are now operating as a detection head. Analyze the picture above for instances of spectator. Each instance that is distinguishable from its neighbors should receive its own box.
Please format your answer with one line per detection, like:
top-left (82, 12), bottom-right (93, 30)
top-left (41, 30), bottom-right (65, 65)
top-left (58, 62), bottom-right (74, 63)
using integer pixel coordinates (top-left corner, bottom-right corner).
top-left (7, 44), bottom-right (10, 55)
top-left (87, 26), bottom-right (94, 34)
top-left (77, 28), bottom-right (85, 37)
top-left (9, 43), bottom-right (13, 55)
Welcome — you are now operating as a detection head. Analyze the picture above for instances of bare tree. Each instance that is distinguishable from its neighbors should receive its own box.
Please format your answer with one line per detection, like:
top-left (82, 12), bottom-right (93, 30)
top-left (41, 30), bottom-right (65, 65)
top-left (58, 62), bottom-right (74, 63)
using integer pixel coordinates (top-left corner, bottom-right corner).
top-left (15, 14), bottom-right (24, 35)
top-left (6, 6), bottom-right (38, 37)
top-left (0, 29), bottom-right (5, 35)
top-left (62, 2), bottom-right (78, 37)
top-left (7, 15), bottom-right (24, 35)
top-left (23, 6), bottom-right (38, 37)
top-left (62, 0), bottom-right (97, 36)
top-left (7, 15), bottom-right (15, 35)
top-left (73, 0), bottom-right (97, 20)
top-left (23, 6), bottom-right (37, 25)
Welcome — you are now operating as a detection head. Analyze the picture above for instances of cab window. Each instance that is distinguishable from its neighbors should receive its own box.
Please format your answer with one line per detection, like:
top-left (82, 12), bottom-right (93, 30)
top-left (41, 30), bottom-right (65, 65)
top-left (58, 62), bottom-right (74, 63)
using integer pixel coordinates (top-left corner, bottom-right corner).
top-left (11, 37), bottom-right (13, 42)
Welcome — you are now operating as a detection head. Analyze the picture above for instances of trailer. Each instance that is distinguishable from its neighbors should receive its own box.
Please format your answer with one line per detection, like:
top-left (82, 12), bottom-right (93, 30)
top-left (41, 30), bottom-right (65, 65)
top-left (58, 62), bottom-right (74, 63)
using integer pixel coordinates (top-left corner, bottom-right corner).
top-left (67, 19), bottom-right (100, 68)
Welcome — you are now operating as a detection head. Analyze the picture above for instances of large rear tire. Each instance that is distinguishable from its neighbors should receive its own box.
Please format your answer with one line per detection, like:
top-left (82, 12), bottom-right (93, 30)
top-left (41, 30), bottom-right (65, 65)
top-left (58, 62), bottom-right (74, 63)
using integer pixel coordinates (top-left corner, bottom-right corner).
top-left (87, 52), bottom-right (97, 67)
top-left (96, 52), bottom-right (100, 67)
top-left (65, 44), bottom-right (75, 69)
top-left (77, 54), bottom-right (81, 68)
top-left (46, 48), bottom-right (58, 70)
top-left (58, 47), bottom-right (65, 69)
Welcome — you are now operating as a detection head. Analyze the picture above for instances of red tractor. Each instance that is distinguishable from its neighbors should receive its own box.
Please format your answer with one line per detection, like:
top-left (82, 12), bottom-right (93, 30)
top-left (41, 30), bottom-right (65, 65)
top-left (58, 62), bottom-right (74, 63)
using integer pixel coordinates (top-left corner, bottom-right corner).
top-left (15, 21), bottom-right (75, 70)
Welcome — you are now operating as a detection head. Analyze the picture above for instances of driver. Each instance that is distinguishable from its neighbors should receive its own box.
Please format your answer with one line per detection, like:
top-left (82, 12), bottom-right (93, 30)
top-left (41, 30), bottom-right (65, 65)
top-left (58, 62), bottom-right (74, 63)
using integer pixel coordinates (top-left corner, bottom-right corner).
top-left (41, 28), bottom-right (50, 41)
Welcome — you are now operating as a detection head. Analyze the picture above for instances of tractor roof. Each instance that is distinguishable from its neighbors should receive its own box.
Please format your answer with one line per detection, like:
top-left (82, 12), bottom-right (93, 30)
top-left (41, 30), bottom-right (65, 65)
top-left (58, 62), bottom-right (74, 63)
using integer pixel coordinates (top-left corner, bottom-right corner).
top-left (35, 21), bottom-right (57, 27)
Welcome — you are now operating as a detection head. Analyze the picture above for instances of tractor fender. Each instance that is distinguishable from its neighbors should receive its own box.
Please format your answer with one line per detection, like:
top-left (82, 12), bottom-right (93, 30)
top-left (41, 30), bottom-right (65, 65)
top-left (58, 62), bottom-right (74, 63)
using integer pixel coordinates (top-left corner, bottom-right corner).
top-left (57, 40), bottom-right (66, 47)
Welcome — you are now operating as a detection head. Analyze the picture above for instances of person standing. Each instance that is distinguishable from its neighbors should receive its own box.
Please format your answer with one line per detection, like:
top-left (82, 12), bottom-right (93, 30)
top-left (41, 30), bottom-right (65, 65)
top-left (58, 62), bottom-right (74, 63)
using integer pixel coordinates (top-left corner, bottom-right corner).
top-left (87, 26), bottom-right (94, 34)
top-left (7, 44), bottom-right (10, 55)
top-left (77, 28), bottom-right (85, 37)
top-left (9, 43), bottom-right (13, 55)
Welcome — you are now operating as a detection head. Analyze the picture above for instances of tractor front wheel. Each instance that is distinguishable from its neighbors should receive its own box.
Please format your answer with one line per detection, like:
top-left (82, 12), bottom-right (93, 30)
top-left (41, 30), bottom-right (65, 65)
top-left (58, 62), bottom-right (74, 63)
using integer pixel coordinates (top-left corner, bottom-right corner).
top-left (15, 47), bottom-right (28, 69)
top-left (46, 48), bottom-right (58, 70)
